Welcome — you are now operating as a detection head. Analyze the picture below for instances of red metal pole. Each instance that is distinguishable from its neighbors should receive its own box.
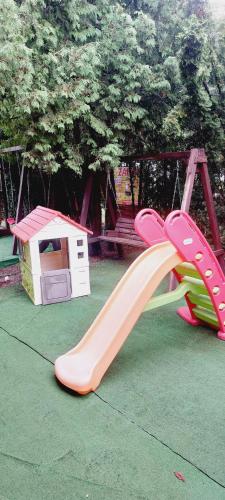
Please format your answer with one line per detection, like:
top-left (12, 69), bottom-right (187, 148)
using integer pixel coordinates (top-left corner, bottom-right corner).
top-left (200, 161), bottom-right (225, 271)
top-left (80, 173), bottom-right (94, 227)
top-left (169, 149), bottom-right (198, 290)
top-left (181, 149), bottom-right (198, 212)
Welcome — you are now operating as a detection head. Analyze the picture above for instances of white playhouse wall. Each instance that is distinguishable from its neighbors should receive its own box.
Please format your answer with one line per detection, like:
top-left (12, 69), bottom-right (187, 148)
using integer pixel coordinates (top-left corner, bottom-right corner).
top-left (29, 216), bottom-right (90, 305)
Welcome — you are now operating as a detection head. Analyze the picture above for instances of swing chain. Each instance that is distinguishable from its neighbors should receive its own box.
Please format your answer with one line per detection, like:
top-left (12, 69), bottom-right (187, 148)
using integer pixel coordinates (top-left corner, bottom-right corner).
top-left (102, 168), bottom-right (121, 234)
top-left (108, 170), bottom-right (121, 216)
top-left (171, 161), bottom-right (182, 210)
top-left (102, 170), bottom-right (110, 235)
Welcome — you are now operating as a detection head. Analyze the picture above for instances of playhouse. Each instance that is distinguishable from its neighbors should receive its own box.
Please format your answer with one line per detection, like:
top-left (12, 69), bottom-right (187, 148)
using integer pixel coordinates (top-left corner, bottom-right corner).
top-left (11, 206), bottom-right (92, 305)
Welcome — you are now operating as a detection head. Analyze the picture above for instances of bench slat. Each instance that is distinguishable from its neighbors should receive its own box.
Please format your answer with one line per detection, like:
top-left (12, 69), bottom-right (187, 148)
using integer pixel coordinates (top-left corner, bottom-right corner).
top-left (116, 217), bottom-right (134, 223)
top-left (116, 221), bottom-right (134, 229)
top-left (106, 228), bottom-right (143, 241)
top-left (116, 227), bottom-right (137, 236)
top-left (116, 226), bottom-right (135, 232)
top-left (99, 236), bottom-right (146, 248)
top-left (118, 233), bottom-right (142, 241)
top-left (104, 230), bottom-right (120, 237)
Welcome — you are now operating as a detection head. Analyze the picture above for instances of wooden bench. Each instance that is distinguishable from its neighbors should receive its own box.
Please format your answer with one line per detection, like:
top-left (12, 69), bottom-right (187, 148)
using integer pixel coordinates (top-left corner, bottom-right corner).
top-left (98, 217), bottom-right (147, 256)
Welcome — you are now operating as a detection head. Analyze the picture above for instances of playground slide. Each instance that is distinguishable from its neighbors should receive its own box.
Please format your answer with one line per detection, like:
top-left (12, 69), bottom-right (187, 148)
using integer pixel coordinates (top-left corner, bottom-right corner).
top-left (55, 241), bottom-right (182, 394)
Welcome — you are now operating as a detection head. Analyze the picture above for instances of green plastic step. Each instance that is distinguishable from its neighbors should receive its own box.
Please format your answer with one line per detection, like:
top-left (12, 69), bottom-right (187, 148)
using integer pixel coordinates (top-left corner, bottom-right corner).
top-left (182, 276), bottom-right (209, 296)
top-left (188, 292), bottom-right (214, 311)
top-left (175, 262), bottom-right (201, 279)
top-left (193, 306), bottom-right (219, 327)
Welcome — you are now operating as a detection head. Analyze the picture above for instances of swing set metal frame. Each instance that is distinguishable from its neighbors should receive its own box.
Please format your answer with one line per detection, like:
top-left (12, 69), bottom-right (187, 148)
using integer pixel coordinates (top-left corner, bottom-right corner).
top-left (124, 148), bottom-right (225, 272)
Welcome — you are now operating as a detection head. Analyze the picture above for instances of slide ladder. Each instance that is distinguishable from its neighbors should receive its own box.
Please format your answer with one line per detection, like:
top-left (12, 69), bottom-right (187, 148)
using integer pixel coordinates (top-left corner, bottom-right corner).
top-left (165, 211), bottom-right (225, 340)
top-left (136, 209), bottom-right (225, 339)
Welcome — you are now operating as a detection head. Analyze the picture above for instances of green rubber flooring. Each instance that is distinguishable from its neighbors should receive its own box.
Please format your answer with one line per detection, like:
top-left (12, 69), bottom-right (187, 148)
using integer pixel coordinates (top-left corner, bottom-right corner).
top-left (1, 254), bottom-right (225, 499)
top-left (0, 236), bottom-right (19, 268)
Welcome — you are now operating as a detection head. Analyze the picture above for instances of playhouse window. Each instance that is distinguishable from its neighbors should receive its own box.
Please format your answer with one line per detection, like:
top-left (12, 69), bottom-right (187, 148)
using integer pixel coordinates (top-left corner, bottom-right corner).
top-left (39, 238), bottom-right (69, 272)
top-left (78, 252), bottom-right (84, 259)
top-left (39, 239), bottom-right (61, 253)
top-left (77, 239), bottom-right (83, 247)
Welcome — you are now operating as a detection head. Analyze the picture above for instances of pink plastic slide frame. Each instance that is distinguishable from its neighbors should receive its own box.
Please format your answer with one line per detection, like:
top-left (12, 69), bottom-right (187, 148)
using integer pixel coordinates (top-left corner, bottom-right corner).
top-left (135, 209), bottom-right (225, 340)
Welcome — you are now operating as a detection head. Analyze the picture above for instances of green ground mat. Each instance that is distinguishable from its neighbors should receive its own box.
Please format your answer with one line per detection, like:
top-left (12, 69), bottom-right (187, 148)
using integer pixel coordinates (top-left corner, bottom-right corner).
top-left (0, 236), bottom-right (19, 268)
top-left (1, 256), bottom-right (225, 499)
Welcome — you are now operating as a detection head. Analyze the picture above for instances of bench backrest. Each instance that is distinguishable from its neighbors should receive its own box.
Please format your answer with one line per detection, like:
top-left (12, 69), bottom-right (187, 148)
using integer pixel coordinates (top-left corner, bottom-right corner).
top-left (114, 217), bottom-right (143, 242)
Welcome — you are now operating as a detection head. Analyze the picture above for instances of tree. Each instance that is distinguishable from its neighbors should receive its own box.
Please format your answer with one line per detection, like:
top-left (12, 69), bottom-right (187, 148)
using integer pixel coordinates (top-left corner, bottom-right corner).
top-left (0, 0), bottom-right (32, 146)
top-left (1, 0), bottom-right (157, 172)
top-left (0, 0), bottom-right (224, 188)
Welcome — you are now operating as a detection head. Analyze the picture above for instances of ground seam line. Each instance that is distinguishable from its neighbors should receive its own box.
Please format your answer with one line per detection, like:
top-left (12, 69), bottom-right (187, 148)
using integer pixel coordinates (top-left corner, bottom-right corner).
top-left (94, 392), bottom-right (225, 490)
top-left (2, 325), bottom-right (225, 490)
top-left (0, 326), bottom-right (53, 365)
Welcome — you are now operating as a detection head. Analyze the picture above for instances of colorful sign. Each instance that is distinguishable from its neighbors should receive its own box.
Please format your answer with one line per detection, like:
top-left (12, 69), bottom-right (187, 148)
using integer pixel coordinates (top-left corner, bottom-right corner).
top-left (114, 164), bottom-right (139, 206)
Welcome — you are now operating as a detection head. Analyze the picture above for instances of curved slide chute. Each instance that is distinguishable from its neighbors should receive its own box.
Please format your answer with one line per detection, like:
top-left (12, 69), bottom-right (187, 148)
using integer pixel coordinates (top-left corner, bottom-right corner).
top-left (55, 241), bottom-right (182, 394)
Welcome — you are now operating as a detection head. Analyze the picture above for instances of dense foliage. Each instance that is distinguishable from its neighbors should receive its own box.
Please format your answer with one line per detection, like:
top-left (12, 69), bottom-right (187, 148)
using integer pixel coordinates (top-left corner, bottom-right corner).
top-left (0, 0), bottom-right (224, 179)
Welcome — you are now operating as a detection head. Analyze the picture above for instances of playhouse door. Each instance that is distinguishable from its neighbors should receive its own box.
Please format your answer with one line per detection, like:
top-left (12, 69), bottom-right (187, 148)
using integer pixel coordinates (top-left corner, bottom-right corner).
top-left (41, 269), bottom-right (71, 305)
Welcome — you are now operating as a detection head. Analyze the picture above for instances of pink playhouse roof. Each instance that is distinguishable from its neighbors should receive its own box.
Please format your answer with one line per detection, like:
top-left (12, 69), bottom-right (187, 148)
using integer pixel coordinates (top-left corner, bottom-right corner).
top-left (11, 206), bottom-right (93, 243)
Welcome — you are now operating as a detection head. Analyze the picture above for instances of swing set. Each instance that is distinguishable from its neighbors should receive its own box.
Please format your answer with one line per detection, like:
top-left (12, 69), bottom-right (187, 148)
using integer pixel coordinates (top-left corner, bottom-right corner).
top-left (2, 145), bottom-right (224, 273)
top-left (80, 148), bottom-right (225, 271)
top-left (0, 146), bottom-right (25, 235)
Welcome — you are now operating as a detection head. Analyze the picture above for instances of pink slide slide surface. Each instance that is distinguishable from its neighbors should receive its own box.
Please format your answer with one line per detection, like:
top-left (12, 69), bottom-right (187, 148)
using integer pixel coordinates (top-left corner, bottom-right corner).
top-left (55, 241), bottom-right (182, 394)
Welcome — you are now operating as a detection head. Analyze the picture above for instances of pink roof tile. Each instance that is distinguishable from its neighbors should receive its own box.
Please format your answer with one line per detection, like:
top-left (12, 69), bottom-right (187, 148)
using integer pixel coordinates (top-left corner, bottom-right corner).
top-left (11, 206), bottom-right (93, 243)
